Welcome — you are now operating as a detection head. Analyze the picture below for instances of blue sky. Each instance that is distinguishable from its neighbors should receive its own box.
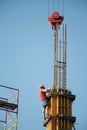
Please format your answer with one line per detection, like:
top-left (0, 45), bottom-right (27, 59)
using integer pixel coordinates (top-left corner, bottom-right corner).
top-left (0, 0), bottom-right (87, 129)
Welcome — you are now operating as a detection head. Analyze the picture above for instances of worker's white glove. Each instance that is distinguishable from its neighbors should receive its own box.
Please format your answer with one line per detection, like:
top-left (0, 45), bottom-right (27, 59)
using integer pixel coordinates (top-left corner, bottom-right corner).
top-left (47, 89), bottom-right (51, 92)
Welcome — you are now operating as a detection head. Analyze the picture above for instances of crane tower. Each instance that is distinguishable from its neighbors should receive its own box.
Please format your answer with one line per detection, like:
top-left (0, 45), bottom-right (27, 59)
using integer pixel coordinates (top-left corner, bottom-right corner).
top-left (43, 1), bottom-right (76, 130)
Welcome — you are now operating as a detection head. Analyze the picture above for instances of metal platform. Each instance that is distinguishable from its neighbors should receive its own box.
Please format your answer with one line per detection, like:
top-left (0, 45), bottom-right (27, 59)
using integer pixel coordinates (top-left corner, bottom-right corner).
top-left (58, 93), bottom-right (76, 101)
top-left (57, 114), bottom-right (76, 123)
top-left (47, 89), bottom-right (76, 102)
top-left (0, 100), bottom-right (18, 110)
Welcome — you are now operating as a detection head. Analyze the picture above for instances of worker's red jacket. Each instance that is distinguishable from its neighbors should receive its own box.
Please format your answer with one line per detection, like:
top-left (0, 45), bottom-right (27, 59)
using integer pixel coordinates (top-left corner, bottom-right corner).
top-left (40, 91), bottom-right (46, 101)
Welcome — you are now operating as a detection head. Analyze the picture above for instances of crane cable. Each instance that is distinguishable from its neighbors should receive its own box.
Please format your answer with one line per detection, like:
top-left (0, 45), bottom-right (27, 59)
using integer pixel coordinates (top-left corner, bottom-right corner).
top-left (58, 0), bottom-right (60, 12)
top-left (48, 0), bottom-right (50, 16)
top-left (48, 0), bottom-right (64, 16)
top-left (62, 0), bottom-right (64, 16)
top-left (53, 0), bottom-right (54, 12)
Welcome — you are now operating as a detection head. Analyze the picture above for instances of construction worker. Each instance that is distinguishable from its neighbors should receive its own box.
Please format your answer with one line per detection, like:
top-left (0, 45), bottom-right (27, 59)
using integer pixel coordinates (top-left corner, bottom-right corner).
top-left (39, 84), bottom-right (50, 120)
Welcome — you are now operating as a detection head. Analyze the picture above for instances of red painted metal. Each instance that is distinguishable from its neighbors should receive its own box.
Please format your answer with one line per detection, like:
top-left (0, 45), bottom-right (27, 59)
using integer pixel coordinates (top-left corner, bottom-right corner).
top-left (48, 12), bottom-right (64, 27)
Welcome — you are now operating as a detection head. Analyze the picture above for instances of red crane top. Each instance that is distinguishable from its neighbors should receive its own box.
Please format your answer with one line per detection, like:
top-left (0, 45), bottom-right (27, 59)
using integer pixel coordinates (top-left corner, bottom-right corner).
top-left (48, 12), bottom-right (64, 28)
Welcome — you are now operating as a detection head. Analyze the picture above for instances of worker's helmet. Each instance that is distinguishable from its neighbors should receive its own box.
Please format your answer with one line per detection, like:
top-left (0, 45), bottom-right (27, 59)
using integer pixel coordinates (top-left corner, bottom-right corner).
top-left (39, 84), bottom-right (45, 89)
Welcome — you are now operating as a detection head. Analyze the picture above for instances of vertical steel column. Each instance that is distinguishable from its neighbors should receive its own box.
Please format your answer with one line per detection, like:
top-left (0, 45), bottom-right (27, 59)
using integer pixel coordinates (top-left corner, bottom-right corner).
top-left (53, 26), bottom-right (58, 88)
top-left (62, 24), bottom-right (67, 89)
top-left (59, 40), bottom-right (62, 88)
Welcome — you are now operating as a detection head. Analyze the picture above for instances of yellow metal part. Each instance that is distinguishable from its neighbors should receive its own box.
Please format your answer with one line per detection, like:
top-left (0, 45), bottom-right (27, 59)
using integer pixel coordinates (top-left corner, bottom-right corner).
top-left (45, 88), bottom-right (76, 130)
top-left (4, 115), bottom-right (18, 130)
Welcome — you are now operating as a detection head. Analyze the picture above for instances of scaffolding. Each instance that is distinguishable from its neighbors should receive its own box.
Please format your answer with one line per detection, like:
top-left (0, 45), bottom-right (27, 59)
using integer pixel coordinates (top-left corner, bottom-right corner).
top-left (0, 85), bottom-right (19, 130)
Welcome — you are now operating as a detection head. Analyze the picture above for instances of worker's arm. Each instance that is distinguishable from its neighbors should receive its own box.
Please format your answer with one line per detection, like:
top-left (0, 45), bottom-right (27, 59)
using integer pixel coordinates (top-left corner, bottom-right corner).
top-left (41, 88), bottom-right (51, 93)
top-left (40, 88), bottom-right (47, 92)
